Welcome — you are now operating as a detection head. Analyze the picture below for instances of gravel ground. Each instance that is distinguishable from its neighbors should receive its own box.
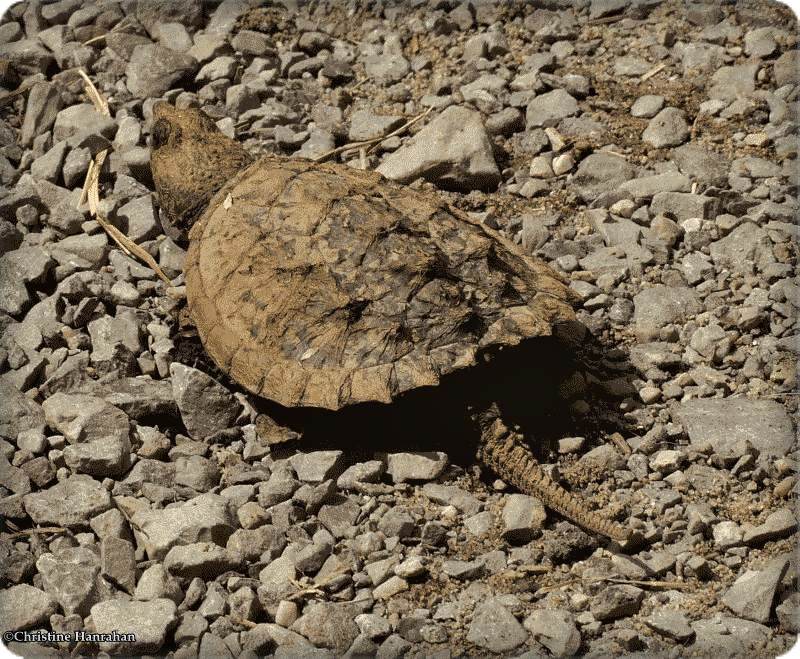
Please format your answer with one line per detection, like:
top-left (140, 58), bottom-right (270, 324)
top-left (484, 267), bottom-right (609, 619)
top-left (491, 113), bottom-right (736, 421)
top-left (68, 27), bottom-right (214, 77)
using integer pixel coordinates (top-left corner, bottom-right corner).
top-left (0, 0), bottom-right (798, 657)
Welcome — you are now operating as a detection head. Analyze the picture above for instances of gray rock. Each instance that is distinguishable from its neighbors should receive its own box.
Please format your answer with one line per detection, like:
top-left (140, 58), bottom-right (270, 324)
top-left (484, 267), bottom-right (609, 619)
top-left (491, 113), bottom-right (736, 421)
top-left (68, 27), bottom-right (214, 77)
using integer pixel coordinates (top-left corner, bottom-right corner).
top-left (682, 43), bottom-right (725, 74)
top-left (466, 599), bottom-right (528, 653)
top-left (633, 285), bottom-right (701, 340)
top-left (225, 524), bottom-right (286, 561)
top-left (23, 474), bottom-right (111, 527)
top-left (90, 377), bottom-right (177, 420)
top-left (164, 542), bottom-right (239, 579)
top-left (291, 601), bottom-right (362, 654)
top-left (231, 29), bottom-right (273, 56)
top-left (116, 195), bottom-right (159, 243)
top-left (0, 378), bottom-right (45, 438)
top-left (0, 219), bottom-right (23, 254)
top-left (386, 452), bottom-right (447, 482)
top-left (349, 109), bottom-right (402, 142)
top-left (318, 497), bottom-right (361, 539)
top-left (126, 44), bottom-right (198, 97)
top-left (42, 392), bottom-right (129, 445)
top-left (744, 27), bottom-right (777, 58)
top-left (422, 483), bottom-right (480, 516)
top-left (356, 613), bottom-right (392, 640)
top-left (645, 610), bottom-right (695, 641)
top-left (642, 107), bottom-right (689, 149)
top-left (614, 56), bottom-right (651, 76)
top-left (136, 0), bottom-right (203, 33)
top-left (651, 191), bottom-right (718, 222)
top-left (336, 460), bottom-right (384, 489)
top-left (672, 143), bottom-right (729, 187)
top-left (681, 252), bottom-right (714, 285)
top-left (175, 455), bottom-right (220, 492)
top-left (170, 363), bottom-right (241, 439)
top-left (130, 493), bottom-right (236, 560)
top-left (21, 82), bottom-right (62, 146)
top-left (774, 50), bottom-right (800, 87)
top-left (134, 564), bottom-right (183, 603)
top-left (589, 0), bottom-right (629, 19)
top-left (776, 593), bottom-right (800, 633)
top-left (590, 584), bottom-right (644, 621)
top-left (526, 89), bottom-right (579, 128)
top-left (196, 55), bottom-right (237, 83)
top-left (677, 398), bottom-right (793, 460)
top-left (0, 584), bottom-right (58, 631)
top-left (199, 633), bottom-right (235, 658)
top-left (91, 598), bottom-right (177, 654)
top-left (708, 63), bottom-right (759, 101)
top-left (442, 558), bottom-right (484, 580)
top-left (377, 633), bottom-right (412, 658)
top-left (691, 616), bottom-right (770, 656)
top-left (36, 547), bottom-right (101, 616)
top-left (154, 22), bottom-right (193, 52)
top-left (373, 575), bottom-right (409, 599)
top-left (53, 104), bottom-right (117, 146)
top-left (55, 233), bottom-right (109, 267)
top-left (289, 450), bottom-right (344, 483)
top-left (722, 557), bottom-right (790, 624)
top-left (63, 430), bottom-right (131, 477)
top-left (502, 493), bottom-right (546, 544)
top-left (377, 506), bottom-right (416, 538)
top-left (618, 171), bottom-right (690, 199)
top-left (713, 521), bottom-right (743, 550)
top-left (743, 508), bottom-right (797, 545)
top-left (158, 236), bottom-right (186, 275)
top-left (2, 246), bottom-right (55, 288)
top-left (709, 222), bottom-right (775, 274)
top-left (524, 609), bottom-right (581, 656)
top-left (576, 443), bottom-right (626, 476)
top-left (377, 105), bottom-right (500, 191)
top-left (573, 152), bottom-right (637, 202)
top-left (364, 53), bottom-right (409, 84)
top-left (2, 39), bottom-right (54, 76)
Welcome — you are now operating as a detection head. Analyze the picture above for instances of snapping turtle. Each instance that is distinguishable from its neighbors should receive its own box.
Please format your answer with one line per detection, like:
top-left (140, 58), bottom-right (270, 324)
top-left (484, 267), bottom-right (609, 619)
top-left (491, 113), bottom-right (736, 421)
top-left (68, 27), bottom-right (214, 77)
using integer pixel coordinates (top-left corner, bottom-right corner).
top-left (150, 102), bottom-right (630, 543)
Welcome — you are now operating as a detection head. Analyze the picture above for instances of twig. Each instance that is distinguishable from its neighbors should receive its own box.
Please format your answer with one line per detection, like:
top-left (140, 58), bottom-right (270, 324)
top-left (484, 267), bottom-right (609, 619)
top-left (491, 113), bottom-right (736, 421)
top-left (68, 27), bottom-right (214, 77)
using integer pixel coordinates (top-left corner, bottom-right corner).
top-left (640, 62), bottom-right (667, 83)
top-left (3, 526), bottom-right (69, 538)
top-left (517, 564), bottom-right (551, 574)
top-left (588, 13), bottom-right (625, 25)
top-left (82, 16), bottom-right (133, 46)
top-left (600, 577), bottom-right (691, 590)
top-left (312, 106), bottom-right (434, 163)
top-left (75, 69), bottom-right (174, 289)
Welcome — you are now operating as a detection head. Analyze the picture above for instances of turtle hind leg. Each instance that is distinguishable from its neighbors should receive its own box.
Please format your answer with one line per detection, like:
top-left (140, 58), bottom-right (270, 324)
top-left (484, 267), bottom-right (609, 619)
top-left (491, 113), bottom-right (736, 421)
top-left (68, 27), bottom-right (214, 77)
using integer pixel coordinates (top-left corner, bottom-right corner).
top-left (476, 405), bottom-right (631, 543)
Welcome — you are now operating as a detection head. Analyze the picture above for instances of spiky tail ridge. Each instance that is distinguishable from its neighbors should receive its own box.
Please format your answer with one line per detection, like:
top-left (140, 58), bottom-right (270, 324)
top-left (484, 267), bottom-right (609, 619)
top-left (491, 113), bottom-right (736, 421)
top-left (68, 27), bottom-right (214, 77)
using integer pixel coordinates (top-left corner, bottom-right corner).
top-left (477, 410), bottom-right (630, 543)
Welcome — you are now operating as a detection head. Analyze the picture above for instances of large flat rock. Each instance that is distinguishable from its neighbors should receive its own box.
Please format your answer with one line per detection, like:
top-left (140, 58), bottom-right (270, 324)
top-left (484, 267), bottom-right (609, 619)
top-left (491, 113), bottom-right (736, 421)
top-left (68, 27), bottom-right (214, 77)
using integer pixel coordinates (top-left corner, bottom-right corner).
top-left (677, 398), bottom-right (794, 460)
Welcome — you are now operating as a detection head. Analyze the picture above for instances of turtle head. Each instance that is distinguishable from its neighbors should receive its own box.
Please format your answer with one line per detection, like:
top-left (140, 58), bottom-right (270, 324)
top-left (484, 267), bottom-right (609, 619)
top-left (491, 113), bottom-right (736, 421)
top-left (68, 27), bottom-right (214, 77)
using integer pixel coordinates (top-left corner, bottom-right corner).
top-left (150, 102), bottom-right (254, 230)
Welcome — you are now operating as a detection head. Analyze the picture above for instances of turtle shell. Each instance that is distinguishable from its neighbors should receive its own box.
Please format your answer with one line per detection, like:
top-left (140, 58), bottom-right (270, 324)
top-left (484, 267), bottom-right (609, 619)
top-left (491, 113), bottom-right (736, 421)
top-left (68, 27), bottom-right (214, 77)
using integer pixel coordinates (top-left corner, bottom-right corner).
top-left (185, 155), bottom-right (577, 410)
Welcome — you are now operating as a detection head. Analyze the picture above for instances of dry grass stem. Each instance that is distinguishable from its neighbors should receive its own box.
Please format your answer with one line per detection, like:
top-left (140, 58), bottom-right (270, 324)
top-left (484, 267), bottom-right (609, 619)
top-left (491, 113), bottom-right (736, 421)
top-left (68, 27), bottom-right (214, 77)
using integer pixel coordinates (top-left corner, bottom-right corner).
top-left (640, 62), bottom-right (667, 82)
top-left (82, 16), bottom-right (134, 46)
top-left (75, 69), bottom-right (174, 288)
top-left (312, 106), bottom-right (434, 164)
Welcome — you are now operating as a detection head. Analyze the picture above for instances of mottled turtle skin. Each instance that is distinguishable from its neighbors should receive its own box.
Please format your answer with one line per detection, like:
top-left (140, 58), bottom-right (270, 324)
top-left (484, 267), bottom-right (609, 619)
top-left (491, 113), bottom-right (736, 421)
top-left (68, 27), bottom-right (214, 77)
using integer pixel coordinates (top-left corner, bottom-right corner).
top-left (150, 102), bottom-right (631, 543)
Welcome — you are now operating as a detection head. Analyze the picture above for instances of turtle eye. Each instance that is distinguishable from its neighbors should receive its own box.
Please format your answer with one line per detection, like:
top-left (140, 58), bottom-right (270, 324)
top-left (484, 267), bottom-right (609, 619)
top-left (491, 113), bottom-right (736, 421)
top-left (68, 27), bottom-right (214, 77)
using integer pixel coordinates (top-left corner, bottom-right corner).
top-left (151, 118), bottom-right (171, 149)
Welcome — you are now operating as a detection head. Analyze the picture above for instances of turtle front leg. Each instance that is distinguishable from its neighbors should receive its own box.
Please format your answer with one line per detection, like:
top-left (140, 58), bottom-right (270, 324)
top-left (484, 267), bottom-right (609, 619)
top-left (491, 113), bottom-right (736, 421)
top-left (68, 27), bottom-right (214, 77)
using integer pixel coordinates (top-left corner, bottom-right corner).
top-left (476, 406), bottom-right (631, 543)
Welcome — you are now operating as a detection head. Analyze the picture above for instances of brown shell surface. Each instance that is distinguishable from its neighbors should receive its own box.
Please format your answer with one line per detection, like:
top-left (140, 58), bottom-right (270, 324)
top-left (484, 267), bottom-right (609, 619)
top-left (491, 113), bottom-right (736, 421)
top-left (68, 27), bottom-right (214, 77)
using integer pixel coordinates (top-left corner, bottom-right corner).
top-left (185, 156), bottom-right (577, 410)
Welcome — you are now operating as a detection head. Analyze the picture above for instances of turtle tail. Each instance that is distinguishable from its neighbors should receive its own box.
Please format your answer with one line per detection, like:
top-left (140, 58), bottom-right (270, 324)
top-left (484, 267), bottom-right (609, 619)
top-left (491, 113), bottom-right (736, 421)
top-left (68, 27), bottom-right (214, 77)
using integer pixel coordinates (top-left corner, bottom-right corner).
top-left (476, 407), bottom-right (631, 543)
